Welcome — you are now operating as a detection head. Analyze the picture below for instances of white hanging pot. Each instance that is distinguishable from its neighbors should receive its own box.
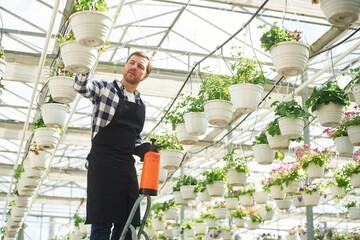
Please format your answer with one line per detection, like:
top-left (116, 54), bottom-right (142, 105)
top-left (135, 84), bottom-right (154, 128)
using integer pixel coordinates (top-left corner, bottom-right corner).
top-left (234, 218), bottom-right (246, 227)
top-left (206, 181), bottom-right (227, 197)
top-left (305, 163), bottom-right (325, 179)
top-left (229, 83), bottom-right (264, 113)
top-left (350, 173), bottom-right (360, 188)
top-left (69, 10), bottom-right (112, 47)
top-left (269, 185), bottom-right (286, 200)
top-left (302, 192), bottom-right (321, 206)
top-left (226, 168), bottom-right (247, 186)
top-left (0, 58), bottom-right (7, 78)
top-left (246, 220), bottom-right (260, 230)
top-left (239, 194), bottom-right (254, 206)
top-left (204, 99), bottom-right (234, 126)
top-left (14, 196), bottom-right (31, 208)
top-left (41, 103), bottom-right (69, 128)
top-left (151, 218), bottom-right (164, 231)
top-left (252, 144), bottom-right (275, 164)
top-left (225, 197), bottom-right (239, 210)
top-left (159, 149), bottom-right (184, 170)
top-left (274, 197), bottom-right (292, 210)
top-left (320, 0), bottom-right (360, 25)
top-left (24, 159), bottom-right (44, 179)
top-left (266, 133), bottom-right (290, 150)
top-left (351, 83), bottom-right (360, 106)
top-left (329, 184), bottom-right (346, 197)
top-left (180, 185), bottom-right (197, 200)
top-left (33, 127), bottom-right (61, 150)
top-left (269, 41), bottom-right (309, 77)
top-left (28, 149), bottom-right (52, 170)
top-left (48, 76), bottom-right (78, 104)
top-left (347, 125), bottom-right (360, 146)
top-left (334, 136), bottom-right (354, 157)
top-left (194, 222), bottom-right (207, 235)
top-left (292, 195), bottom-right (305, 208)
top-left (173, 191), bottom-right (188, 205)
top-left (175, 123), bottom-right (198, 145)
top-left (278, 117), bottom-right (304, 138)
top-left (184, 229), bottom-right (195, 237)
top-left (205, 218), bottom-right (219, 228)
top-left (163, 207), bottom-right (179, 220)
top-left (213, 207), bottom-right (228, 219)
top-left (283, 180), bottom-right (302, 194)
top-left (158, 167), bottom-right (167, 184)
top-left (60, 41), bottom-right (98, 74)
top-left (253, 191), bottom-right (269, 204)
top-left (197, 190), bottom-right (211, 202)
top-left (184, 112), bottom-right (208, 136)
top-left (316, 103), bottom-right (345, 128)
top-left (348, 206), bottom-right (360, 220)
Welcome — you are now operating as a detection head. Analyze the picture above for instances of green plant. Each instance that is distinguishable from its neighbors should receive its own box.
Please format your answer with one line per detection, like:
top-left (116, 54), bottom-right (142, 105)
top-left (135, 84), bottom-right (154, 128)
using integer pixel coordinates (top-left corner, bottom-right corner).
top-left (213, 200), bottom-right (226, 208)
top-left (182, 221), bottom-right (193, 230)
top-left (271, 100), bottom-right (311, 119)
top-left (299, 182), bottom-right (325, 195)
top-left (49, 59), bottom-right (74, 77)
top-left (347, 66), bottom-right (360, 86)
top-left (163, 98), bottom-right (187, 130)
top-left (248, 211), bottom-right (263, 223)
top-left (224, 189), bottom-right (239, 199)
top-left (294, 144), bottom-right (336, 169)
top-left (222, 149), bottom-right (249, 174)
top-left (184, 95), bottom-right (205, 113)
top-left (194, 180), bottom-right (207, 193)
top-left (200, 211), bottom-right (216, 219)
top-left (342, 162), bottom-right (360, 177)
top-left (150, 131), bottom-right (183, 151)
top-left (331, 169), bottom-right (352, 192)
top-left (55, 32), bottom-right (76, 46)
top-left (252, 132), bottom-right (269, 145)
top-left (259, 22), bottom-right (302, 52)
top-left (178, 175), bottom-right (197, 186)
top-left (13, 164), bottom-right (24, 181)
top-left (203, 167), bottom-right (226, 184)
top-left (230, 208), bottom-right (248, 219)
top-left (34, 116), bottom-right (46, 129)
top-left (344, 111), bottom-right (360, 128)
top-left (256, 233), bottom-right (280, 240)
top-left (73, 213), bottom-right (86, 228)
top-left (199, 69), bottom-right (231, 101)
top-left (0, 46), bottom-right (5, 60)
top-left (73, 0), bottom-right (108, 12)
top-left (344, 201), bottom-right (356, 209)
top-left (264, 204), bottom-right (274, 212)
top-left (162, 198), bottom-right (177, 212)
top-left (229, 46), bottom-right (268, 85)
top-left (305, 80), bottom-right (350, 112)
top-left (238, 185), bottom-right (256, 196)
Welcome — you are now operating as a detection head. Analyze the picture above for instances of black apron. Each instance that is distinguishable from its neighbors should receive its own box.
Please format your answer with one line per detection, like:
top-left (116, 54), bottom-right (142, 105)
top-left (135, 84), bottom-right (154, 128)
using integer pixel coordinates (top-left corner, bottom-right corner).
top-left (85, 81), bottom-right (145, 226)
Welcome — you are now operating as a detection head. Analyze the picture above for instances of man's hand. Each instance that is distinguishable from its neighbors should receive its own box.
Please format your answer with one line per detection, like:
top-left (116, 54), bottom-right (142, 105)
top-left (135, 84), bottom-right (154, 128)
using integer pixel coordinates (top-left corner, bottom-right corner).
top-left (134, 142), bottom-right (151, 162)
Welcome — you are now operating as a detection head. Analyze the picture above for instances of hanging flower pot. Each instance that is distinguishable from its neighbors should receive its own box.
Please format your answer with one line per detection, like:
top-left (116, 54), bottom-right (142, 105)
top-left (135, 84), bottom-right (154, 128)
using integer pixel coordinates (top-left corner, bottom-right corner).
top-left (316, 103), bottom-right (345, 128)
top-left (184, 112), bottom-right (208, 136)
top-left (60, 41), bottom-right (98, 74)
top-left (334, 136), bottom-right (354, 157)
top-left (206, 181), bottom-right (227, 197)
top-left (151, 218), bottom-right (164, 231)
top-left (205, 218), bottom-right (219, 228)
top-left (234, 218), bottom-right (246, 228)
top-left (253, 191), bottom-right (269, 204)
top-left (226, 168), bottom-right (247, 186)
top-left (48, 76), bottom-right (78, 104)
top-left (284, 180), bottom-right (302, 195)
top-left (252, 144), bottom-right (275, 165)
top-left (305, 163), bottom-right (324, 179)
top-left (180, 185), bottom-right (197, 200)
top-left (320, 0), bottom-right (360, 25)
top-left (347, 125), bottom-right (360, 146)
top-left (258, 207), bottom-right (275, 221)
top-left (329, 184), bottom-right (346, 198)
top-left (350, 83), bottom-right (360, 106)
top-left (33, 127), bottom-right (61, 150)
top-left (348, 206), bottom-right (360, 220)
top-left (158, 168), bottom-right (167, 184)
top-left (24, 159), bottom-right (44, 179)
top-left (184, 229), bottom-right (195, 237)
top-left (302, 192), bottom-right (320, 206)
top-left (41, 103), bottom-right (69, 128)
top-left (292, 195), bottom-right (304, 208)
top-left (28, 149), bottom-right (52, 170)
top-left (266, 134), bottom-right (290, 150)
top-left (173, 191), bottom-right (188, 205)
top-left (197, 190), bottom-right (211, 202)
top-left (239, 194), bottom-right (254, 206)
top-left (14, 196), bottom-right (31, 208)
top-left (213, 207), bottom-right (228, 219)
top-left (194, 222), bottom-right (207, 235)
top-left (229, 83), bottom-right (264, 113)
top-left (278, 117), bottom-right (304, 139)
top-left (163, 207), bottom-right (179, 220)
top-left (246, 220), bottom-right (260, 230)
top-left (225, 197), bottom-right (239, 210)
top-left (274, 197), bottom-right (292, 210)
top-left (269, 41), bottom-right (309, 77)
top-left (269, 185), bottom-right (286, 200)
top-left (350, 173), bottom-right (360, 188)
top-left (175, 123), bottom-right (198, 145)
top-left (204, 99), bottom-right (234, 126)
top-left (69, 10), bottom-right (112, 47)
top-left (159, 149), bottom-right (184, 170)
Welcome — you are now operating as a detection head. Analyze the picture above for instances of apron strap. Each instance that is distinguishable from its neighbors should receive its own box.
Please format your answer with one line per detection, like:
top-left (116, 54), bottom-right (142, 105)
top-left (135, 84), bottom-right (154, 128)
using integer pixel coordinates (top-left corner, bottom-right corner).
top-left (113, 80), bottom-right (125, 100)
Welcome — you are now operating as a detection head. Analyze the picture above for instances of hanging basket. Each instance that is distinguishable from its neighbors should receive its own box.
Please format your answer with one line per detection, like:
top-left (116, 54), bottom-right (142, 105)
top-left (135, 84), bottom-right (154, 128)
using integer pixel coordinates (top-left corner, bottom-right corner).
top-left (205, 219), bottom-right (219, 228)
top-left (159, 149), bottom-right (184, 170)
top-left (69, 10), bottom-right (112, 47)
top-left (33, 127), bottom-right (61, 150)
top-left (329, 184), bottom-right (346, 198)
top-left (229, 83), bottom-right (264, 113)
top-left (225, 197), bottom-right (239, 210)
top-left (226, 168), bottom-right (247, 186)
top-left (180, 185), bottom-right (197, 200)
top-left (48, 76), bottom-right (78, 104)
top-left (350, 84), bottom-right (360, 106)
top-left (348, 207), bottom-right (360, 220)
top-left (246, 221), bottom-right (260, 230)
top-left (252, 144), bottom-right (275, 164)
top-left (253, 191), bottom-right (269, 204)
top-left (41, 103), bottom-right (69, 128)
top-left (278, 117), bottom-right (304, 139)
top-left (60, 41), bottom-right (98, 74)
top-left (334, 136), bottom-right (354, 157)
top-left (292, 195), bottom-right (305, 208)
top-left (204, 99), bottom-right (234, 126)
top-left (284, 180), bottom-right (302, 194)
top-left (266, 134), bottom-right (290, 150)
top-left (316, 103), bottom-right (345, 128)
top-left (234, 218), bottom-right (246, 228)
top-left (0, 58), bottom-right (7, 78)
top-left (350, 173), bottom-right (360, 188)
top-left (194, 222), bottom-right (207, 235)
top-left (270, 185), bottom-right (286, 200)
top-left (197, 190), bottom-right (211, 202)
top-left (175, 123), bottom-right (198, 145)
top-left (302, 192), bottom-right (320, 206)
top-left (269, 41), bottom-right (309, 77)
top-left (206, 181), bottom-right (227, 197)
top-left (163, 207), bottom-right (179, 220)
top-left (305, 163), bottom-right (325, 179)
top-left (239, 194), bottom-right (254, 206)
top-left (184, 112), bottom-right (208, 136)
top-left (28, 149), bottom-right (52, 170)
top-left (213, 207), bottom-right (228, 219)
top-left (347, 125), bottom-right (360, 146)
top-left (14, 196), bottom-right (31, 208)
top-left (151, 219), bottom-right (164, 231)
top-left (274, 197), bottom-right (292, 210)
top-left (158, 168), bottom-right (168, 184)
top-left (320, 0), bottom-right (360, 25)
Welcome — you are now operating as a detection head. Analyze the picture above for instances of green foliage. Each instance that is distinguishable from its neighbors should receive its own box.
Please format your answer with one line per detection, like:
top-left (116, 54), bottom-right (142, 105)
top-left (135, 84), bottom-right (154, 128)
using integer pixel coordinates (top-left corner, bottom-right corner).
top-left (344, 113), bottom-right (360, 127)
top-left (49, 59), bottom-right (74, 77)
top-left (13, 164), bottom-right (24, 180)
top-left (0, 46), bottom-right (5, 60)
top-left (238, 185), bottom-right (256, 196)
top-left (55, 32), bottom-right (76, 46)
top-left (194, 180), bottom-right (207, 193)
top-left (348, 67), bottom-right (360, 86)
top-left (178, 175), bottom-right (197, 186)
top-left (222, 149), bottom-right (249, 173)
top-left (199, 70), bottom-right (231, 101)
top-left (34, 116), bottom-right (46, 129)
top-left (163, 99), bottom-right (186, 130)
top-left (271, 100), bottom-right (311, 119)
top-left (184, 95), bottom-right (205, 113)
top-left (150, 131), bottom-right (183, 151)
top-left (73, 0), bottom-right (108, 12)
top-left (200, 211), bottom-right (216, 219)
top-left (73, 213), bottom-right (86, 228)
top-left (229, 47), bottom-right (268, 85)
top-left (305, 80), bottom-right (350, 112)
top-left (203, 167), bottom-right (226, 184)
top-left (344, 201), bottom-right (356, 209)
top-left (332, 170), bottom-right (351, 192)
top-left (259, 22), bottom-right (301, 52)
top-left (182, 221), bottom-right (193, 230)
top-left (342, 162), bottom-right (360, 176)
top-left (252, 132), bottom-right (268, 145)
top-left (267, 118), bottom-right (281, 136)
top-left (249, 212), bottom-right (263, 223)
top-left (230, 208), bottom-right (247, 219)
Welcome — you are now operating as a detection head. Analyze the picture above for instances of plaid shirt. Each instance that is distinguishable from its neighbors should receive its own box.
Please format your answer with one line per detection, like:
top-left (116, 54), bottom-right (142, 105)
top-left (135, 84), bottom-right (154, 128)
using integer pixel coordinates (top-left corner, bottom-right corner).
top-left (74, 74), bottom-right (143, 144)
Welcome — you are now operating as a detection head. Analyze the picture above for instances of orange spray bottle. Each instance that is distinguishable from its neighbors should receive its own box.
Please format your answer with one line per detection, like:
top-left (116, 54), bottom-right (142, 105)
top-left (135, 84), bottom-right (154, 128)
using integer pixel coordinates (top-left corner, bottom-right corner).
top-left (139, 138), bottom-right (160, 196)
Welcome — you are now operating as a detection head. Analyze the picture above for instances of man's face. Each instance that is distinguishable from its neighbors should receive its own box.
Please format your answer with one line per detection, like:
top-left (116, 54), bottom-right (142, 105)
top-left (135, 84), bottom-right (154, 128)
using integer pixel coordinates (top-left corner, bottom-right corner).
top-left (123, 55), bottom-right (149, 85)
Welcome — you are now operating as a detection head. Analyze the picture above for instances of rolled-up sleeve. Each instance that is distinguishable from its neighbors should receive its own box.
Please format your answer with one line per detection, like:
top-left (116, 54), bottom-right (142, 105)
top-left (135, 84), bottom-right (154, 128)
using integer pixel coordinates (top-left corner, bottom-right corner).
top-left (74, 73), bottom-right (103, 104)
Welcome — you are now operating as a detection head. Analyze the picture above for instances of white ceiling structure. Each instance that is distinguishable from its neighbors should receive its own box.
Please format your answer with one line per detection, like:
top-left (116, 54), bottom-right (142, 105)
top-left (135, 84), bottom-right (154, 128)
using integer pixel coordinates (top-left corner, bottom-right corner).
top-left (0, 0), bottom-right (360, 239)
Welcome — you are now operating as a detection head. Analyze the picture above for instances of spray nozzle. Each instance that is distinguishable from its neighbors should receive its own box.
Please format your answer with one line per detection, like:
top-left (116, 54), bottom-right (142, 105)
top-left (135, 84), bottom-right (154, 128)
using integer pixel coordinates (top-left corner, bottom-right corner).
top-left (149, 138), bottom-right (158, 152)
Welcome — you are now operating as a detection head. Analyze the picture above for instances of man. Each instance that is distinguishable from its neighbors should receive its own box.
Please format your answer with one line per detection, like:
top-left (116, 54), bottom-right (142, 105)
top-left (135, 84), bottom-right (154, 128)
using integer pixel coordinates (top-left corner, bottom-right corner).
top-left (74, 51), bottom-right (152, 240)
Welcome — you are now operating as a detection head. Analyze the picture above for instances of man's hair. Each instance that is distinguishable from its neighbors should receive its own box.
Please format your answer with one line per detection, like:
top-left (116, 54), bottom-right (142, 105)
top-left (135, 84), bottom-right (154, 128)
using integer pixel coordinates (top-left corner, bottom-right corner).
top-left (126, 51), bottom-right (152, 75)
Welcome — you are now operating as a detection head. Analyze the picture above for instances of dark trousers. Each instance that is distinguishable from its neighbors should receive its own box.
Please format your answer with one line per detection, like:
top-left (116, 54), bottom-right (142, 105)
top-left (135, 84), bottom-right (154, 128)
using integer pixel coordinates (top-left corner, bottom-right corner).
top-left (90, 223), bottom-right (132, 240)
